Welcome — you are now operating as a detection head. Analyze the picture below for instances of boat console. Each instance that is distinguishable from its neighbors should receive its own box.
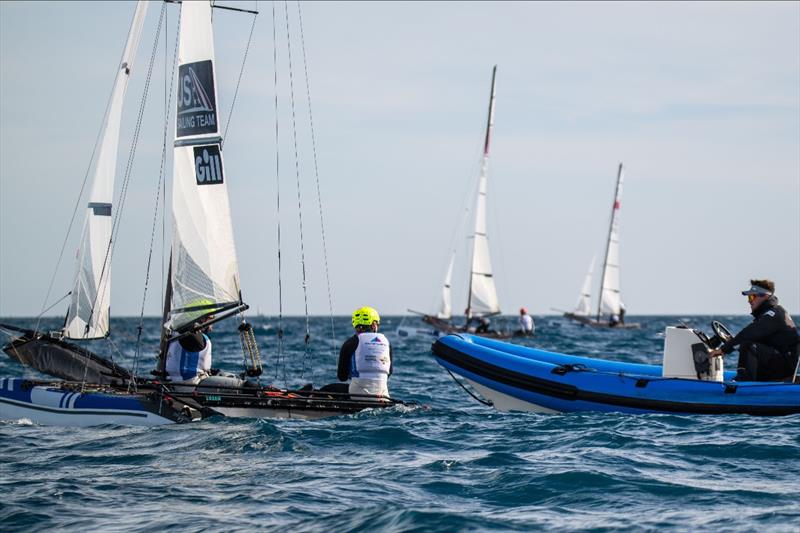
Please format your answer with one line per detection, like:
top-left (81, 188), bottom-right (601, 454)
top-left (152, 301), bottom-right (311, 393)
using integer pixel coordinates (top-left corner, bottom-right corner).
top-left (662, 322), bottom-right (733, 381)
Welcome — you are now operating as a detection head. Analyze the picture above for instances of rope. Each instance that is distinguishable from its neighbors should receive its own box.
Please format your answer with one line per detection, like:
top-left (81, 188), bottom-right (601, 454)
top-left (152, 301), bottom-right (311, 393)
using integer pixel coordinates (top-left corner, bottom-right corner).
top-left (222, 11), bottom-right (258, 146)
top-left (33, 292), bottom-right (72, 326)
top-left (445, 368), bottom-right (493, 406)
top-left (272, 1), bottom-right (286, 386)
top-left (131, 8), bottom-right (181, 390)
top-left (296, 1), bottom-right (336, 357)
top-left (283, 0), bottom-right (313, 380)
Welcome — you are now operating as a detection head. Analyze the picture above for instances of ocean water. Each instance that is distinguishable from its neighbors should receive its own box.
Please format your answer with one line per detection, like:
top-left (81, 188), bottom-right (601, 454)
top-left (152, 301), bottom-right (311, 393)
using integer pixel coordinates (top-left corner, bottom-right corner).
top-left (1, 315), bottom-right (799, 532)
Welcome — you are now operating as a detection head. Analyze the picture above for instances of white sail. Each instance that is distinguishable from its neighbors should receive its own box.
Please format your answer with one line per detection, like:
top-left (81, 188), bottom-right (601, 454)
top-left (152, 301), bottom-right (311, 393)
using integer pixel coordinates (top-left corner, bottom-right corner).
top-left (436, 252), bottom-right (455, 320)
top-left (167, 0), bottom-right (242, 331)
top-left (63, 2), bottom-right (149, 340)
top-left (573, 255), bottom-right (595, 316)
top-left (598, 163), bottom-right (625, 318)
top-left (467, 66), bottom-right (500, 317)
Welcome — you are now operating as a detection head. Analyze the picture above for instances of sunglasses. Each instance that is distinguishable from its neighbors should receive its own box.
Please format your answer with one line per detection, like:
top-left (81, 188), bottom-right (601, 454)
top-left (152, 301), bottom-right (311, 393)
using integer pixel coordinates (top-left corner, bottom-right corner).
top-left (747, 293), bottom-right (763, 302)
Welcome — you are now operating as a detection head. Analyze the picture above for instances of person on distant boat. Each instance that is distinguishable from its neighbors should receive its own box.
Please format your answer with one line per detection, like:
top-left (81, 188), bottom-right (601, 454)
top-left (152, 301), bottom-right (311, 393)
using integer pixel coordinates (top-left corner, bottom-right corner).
top-left (609, 313), bottom-right (621, 327)
top-left (338, 307), bottom-right (392, 398)
top-left (165, 314), bottom-right (215, 384)
top-left (476, 316), bottom-right (492, 334)
top-left (619, 302), bottom-right (626, 325)
top-left (709, 279), bottom-right (799, 381)
top-left (517, 307), bottom-right (535, 336)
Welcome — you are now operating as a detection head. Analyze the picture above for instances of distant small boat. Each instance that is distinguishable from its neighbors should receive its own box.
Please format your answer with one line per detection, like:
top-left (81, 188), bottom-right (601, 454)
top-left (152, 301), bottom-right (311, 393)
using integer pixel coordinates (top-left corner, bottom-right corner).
top-left (407, 66), bottom-right (511, 340)
top-left (564, 163), bottom-right (640, 329)
top-left (433, 322), bottom-right (800, 416)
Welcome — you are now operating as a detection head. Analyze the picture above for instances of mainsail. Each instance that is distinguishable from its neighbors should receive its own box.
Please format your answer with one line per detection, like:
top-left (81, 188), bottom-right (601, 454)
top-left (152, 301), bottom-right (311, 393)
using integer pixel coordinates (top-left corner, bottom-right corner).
top-left (63, 2), bottom-right (149, 340)
top-left (436, 252), bottom-right (455, 320)
top-left (598, 163), bottom-right (625, 319)
top-left (167, 0), bottom-right (243, 331)
top-left (466, 66), bottom-right (500, 318)
top-left (573, 255), bottom-right (595, 317)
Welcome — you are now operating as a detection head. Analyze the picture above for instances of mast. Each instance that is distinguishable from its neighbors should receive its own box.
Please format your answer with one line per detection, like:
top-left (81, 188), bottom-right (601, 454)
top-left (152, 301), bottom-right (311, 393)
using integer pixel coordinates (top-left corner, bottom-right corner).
top-left (466, 65), bottom-right (500, 318)
top-left (63, 1), bottom-right (149, 340)
top-left (596, 163), bottom-right (624, 321)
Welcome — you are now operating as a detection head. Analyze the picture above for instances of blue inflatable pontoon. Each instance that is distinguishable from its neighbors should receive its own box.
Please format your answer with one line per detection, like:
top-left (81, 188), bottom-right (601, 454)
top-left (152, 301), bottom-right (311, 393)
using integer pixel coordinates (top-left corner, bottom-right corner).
top-left (432, 328), bottom-right (800, 416)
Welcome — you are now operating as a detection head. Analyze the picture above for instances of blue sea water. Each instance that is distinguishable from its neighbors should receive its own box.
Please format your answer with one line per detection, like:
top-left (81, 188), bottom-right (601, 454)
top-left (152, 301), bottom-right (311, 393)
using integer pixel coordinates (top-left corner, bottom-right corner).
top-left (1, 314), bottom-right (799, 532)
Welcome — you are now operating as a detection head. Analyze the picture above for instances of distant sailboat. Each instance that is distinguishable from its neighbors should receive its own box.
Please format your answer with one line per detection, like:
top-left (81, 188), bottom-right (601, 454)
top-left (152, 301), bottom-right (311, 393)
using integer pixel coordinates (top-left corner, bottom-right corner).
top-left (407, 66), bottom-right (511, 340)
top-left (564, 163), bottom-right (640, 329)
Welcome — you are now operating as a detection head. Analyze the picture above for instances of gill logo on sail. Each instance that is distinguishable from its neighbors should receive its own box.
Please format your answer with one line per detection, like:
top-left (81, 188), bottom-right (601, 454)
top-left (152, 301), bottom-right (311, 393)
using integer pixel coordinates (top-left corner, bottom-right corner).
top-left (194, 145), bottom-right (224, 185)
top-left (177, 60), bottom-right (217, 137)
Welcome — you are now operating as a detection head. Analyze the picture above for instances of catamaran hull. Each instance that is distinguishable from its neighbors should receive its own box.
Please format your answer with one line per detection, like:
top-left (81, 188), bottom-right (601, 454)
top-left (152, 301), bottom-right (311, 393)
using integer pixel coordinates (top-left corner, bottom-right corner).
top-left (0, 378), bottom-right (181, 426)
top-left (207, 406), bottom-right (358, 420)
top-left (433, 334), bottom-right (800, 416)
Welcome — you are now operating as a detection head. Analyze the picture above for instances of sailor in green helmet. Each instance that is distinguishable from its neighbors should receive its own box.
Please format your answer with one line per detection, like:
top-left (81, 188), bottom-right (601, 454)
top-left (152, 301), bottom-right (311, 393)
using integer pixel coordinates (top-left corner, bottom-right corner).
top-left (338, 306), bottom-right (393, 399)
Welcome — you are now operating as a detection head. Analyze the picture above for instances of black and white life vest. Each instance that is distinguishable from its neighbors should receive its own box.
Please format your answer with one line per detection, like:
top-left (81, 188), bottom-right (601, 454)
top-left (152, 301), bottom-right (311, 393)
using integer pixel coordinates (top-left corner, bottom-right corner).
top-left (350, 333), bottom-right (391, 379)
top-left (165, 334), bottom-right (212, 382)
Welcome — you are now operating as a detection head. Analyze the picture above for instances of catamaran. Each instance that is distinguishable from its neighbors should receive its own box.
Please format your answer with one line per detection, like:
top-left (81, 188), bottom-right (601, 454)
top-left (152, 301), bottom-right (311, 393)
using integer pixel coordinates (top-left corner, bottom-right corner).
top-left (1, 1), bottom-right (409, 426)
top-left (563, 163), bottom-right (640, 329)
top-left (405, 66), bottom-right (511, 340)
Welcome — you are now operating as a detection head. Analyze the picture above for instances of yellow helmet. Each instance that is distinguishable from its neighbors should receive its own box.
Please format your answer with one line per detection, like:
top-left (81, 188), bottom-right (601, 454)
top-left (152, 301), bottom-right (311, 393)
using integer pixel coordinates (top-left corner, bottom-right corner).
top-left (352, 306), bottom-right (380, 328)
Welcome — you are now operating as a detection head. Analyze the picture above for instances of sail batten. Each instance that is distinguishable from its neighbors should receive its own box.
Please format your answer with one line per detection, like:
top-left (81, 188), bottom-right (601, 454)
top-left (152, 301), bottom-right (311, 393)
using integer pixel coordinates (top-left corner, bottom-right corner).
top-left (63, 1), bottom-right (149, 340)
top-left (466, 66), bottom-right (500, 318)
top-left (167, 0), bottom-right (243, 331)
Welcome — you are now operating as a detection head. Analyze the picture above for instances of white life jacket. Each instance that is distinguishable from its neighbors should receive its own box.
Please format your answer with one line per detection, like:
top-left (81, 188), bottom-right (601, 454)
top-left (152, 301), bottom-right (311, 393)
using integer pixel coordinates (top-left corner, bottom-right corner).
top-left (350, 332), bottom-right (391, 379)
top-left (520, 314), bottom-right (534, 332)
top-left (165, 334), bottom-right (212, 382)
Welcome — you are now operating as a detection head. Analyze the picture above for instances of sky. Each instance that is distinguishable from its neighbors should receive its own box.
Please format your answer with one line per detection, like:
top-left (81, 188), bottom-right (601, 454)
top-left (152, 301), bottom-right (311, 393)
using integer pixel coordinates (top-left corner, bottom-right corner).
top-left (1, 0), bottom-right (798, 318)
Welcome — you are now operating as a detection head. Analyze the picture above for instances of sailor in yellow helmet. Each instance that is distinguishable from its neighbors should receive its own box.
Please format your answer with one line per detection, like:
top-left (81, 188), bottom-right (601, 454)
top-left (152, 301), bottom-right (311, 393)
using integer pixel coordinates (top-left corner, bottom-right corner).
top-left (338, 306), bottom-right (392, 399)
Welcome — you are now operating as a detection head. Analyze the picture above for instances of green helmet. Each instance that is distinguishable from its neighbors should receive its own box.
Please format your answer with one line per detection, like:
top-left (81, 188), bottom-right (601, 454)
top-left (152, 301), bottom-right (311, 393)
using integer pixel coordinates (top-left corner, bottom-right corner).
top-left (352, 306), bottom-right (380, 328)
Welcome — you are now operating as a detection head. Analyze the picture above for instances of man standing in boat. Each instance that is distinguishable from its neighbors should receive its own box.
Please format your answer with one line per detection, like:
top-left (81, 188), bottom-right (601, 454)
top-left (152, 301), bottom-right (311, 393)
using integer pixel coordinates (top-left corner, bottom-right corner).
top-left (338, 307), bottom-right (393, 398)
top-left (517, 307), bottom-right (535, 336)
top-left (709, 279), bottom-right (799, 381)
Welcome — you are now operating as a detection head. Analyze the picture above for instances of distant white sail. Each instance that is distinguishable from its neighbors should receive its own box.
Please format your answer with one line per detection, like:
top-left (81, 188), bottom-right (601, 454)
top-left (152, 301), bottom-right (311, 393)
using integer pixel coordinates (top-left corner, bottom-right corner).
top-left (437, 252), bottom-right (455, 320)
top-left (573, 255), bottom-right (595, 317)
top-left (64, 1), bottom-right (149, 340)
top-left (167, 0), bottom-right (242, 331)
top-left (598, 163), bottom-right (625, 318)
top-left (467, 66), bottom-right (500, 318)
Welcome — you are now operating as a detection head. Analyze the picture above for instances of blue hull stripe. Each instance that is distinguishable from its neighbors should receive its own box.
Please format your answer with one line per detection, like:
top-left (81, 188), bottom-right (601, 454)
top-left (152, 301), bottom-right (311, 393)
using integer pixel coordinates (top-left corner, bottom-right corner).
top-left (0, 396), bottom-right (150, 418)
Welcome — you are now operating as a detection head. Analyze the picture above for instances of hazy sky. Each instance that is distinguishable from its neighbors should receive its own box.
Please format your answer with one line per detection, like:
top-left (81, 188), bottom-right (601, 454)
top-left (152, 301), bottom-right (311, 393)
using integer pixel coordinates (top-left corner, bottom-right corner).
top-left (1, 1), bottom-right (798, 318)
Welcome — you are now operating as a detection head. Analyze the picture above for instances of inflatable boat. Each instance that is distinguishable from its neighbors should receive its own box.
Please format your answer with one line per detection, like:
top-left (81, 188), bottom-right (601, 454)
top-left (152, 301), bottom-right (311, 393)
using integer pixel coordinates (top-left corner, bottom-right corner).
top-left (432, 322), bottom-right (800, 416)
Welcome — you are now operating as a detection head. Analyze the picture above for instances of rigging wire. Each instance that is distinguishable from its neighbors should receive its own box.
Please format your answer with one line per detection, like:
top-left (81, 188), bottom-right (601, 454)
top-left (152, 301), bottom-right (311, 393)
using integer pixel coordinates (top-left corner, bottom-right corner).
top-left (131, 5), bottom-right (181, 390)
top-left (283, 0), bottom-right (313, 380)
top-left (296, 0), bottom-right (337, 357)
top-left (222, 10), bottom-right (258, 147)
top-left (272, 0), bottom-right (286, 385)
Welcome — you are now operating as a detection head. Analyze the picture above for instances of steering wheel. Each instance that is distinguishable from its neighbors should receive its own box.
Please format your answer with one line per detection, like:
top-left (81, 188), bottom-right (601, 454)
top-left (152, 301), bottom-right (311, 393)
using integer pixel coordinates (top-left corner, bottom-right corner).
top-left (711, 320), bottom-right (734, 344)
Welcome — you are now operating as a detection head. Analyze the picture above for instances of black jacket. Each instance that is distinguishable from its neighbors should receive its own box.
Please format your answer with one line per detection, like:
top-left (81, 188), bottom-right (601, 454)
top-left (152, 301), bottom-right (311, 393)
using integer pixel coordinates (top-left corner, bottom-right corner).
top-left (338, 334), bottom-right (393, 382)
top-left (721, 296), bottom-right (799, 355)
